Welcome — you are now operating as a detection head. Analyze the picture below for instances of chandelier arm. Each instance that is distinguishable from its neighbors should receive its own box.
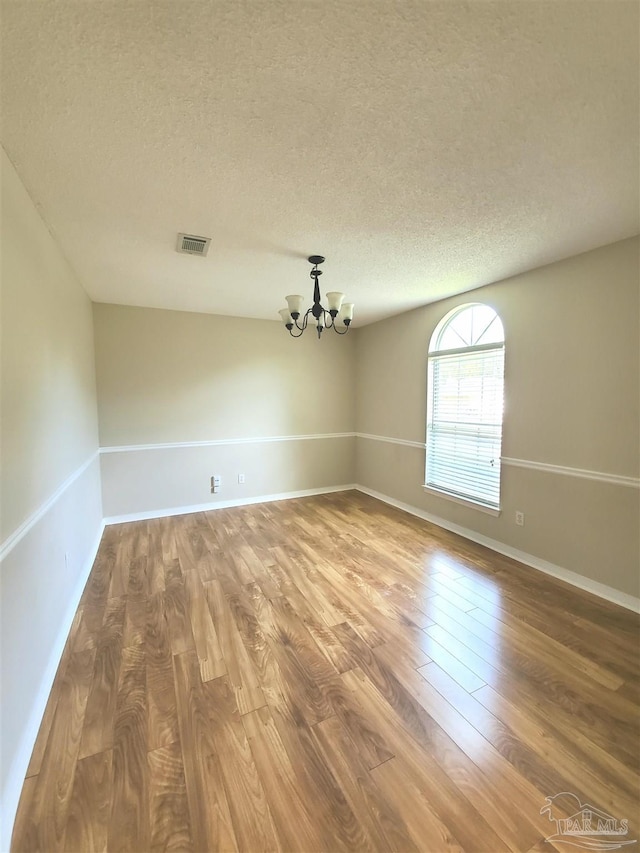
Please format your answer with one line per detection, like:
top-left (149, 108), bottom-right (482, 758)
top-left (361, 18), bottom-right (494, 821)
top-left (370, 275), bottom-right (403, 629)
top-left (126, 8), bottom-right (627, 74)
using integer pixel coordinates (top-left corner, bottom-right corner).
top-left (293, 309), bottom-right (312, 331)
top-left (332, 323), bottom-right (350, 335)
top-left (288, 324), bottom-right (306, 338)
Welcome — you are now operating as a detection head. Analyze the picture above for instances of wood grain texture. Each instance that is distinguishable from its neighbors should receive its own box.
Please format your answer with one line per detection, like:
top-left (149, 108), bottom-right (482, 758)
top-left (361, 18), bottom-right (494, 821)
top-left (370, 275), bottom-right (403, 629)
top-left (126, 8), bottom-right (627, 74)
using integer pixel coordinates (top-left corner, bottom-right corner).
top-left (148, 742), bottom-right (193, 852)
top-left (107, 644), bottom-right (148, 853)
top-left (145, 590), bottom-right (179, 752)
top-left (11, 492), bottom-right (640, 852)
top-left (63, 750), bottom-right (112, 853)
top-left (20, 647), bottom-right (96, 852)
top-left (242, 705), bottom-right (322, 852)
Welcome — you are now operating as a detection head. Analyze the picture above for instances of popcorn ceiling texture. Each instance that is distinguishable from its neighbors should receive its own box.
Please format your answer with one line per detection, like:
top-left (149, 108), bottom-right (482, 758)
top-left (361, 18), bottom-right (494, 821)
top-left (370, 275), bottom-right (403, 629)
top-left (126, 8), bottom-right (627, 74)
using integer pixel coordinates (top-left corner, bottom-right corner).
top-left (1, 0), bottom-right (638, 325)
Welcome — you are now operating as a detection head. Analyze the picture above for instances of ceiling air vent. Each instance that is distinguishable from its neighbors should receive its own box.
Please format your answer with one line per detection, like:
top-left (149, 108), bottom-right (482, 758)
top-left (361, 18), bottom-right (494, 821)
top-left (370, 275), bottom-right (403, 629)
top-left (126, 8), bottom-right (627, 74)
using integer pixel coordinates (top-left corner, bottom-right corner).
top-left (176, 233), bottom-right (211, 256)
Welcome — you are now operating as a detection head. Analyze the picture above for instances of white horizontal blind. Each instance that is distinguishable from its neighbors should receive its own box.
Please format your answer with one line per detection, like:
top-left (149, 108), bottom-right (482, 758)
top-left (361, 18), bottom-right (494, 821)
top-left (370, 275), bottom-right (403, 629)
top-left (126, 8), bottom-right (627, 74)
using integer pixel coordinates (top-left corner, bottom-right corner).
top-left (426, 346), bottom-right (504, 507)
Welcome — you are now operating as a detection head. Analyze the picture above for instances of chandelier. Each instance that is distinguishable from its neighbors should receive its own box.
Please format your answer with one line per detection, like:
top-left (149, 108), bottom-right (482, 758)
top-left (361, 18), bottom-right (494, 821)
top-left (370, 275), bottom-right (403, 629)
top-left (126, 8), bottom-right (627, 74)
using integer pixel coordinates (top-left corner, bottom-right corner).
top-left (279, 256), bottom-right (354, 338)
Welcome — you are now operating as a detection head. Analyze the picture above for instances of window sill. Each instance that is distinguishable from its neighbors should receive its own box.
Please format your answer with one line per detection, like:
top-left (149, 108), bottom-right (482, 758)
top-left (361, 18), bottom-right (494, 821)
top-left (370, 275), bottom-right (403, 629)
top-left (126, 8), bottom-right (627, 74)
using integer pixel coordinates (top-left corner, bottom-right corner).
top-left (421, 486), bottom-right (501, 517)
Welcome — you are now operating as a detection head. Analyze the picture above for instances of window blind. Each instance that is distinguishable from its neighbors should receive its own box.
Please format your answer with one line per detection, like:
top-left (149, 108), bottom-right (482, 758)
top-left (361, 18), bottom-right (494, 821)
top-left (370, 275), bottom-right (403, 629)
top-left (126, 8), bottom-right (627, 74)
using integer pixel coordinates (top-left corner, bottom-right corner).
top-left (426, 346), bottom-right (504, 508)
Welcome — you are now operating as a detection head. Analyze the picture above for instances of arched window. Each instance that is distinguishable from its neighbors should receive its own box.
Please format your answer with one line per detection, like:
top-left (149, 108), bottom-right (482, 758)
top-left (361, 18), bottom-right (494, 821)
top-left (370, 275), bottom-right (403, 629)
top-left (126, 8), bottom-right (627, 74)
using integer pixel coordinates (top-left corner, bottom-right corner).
top-left (426, 303), bottom-right (505, 511)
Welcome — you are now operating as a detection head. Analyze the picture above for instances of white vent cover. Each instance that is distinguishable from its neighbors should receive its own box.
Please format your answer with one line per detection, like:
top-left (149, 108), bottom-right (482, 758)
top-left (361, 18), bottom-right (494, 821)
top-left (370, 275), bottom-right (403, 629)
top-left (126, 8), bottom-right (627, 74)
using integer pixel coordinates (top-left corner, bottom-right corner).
top-left (176, 233), bottom-right (211, 256)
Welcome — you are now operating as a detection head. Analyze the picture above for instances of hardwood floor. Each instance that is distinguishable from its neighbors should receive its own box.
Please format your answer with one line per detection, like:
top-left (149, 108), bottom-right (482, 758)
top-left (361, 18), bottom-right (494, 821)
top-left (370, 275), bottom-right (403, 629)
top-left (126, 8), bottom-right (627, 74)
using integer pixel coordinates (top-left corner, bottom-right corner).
top-left (11, 491), bottom-right (640, 852)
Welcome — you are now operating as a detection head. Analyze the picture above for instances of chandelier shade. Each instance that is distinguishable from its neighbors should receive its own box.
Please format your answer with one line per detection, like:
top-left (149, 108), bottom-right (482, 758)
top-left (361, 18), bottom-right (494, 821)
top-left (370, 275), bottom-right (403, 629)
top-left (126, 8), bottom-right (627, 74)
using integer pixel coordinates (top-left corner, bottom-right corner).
top-left (279, 256), bottom-right (354, 338)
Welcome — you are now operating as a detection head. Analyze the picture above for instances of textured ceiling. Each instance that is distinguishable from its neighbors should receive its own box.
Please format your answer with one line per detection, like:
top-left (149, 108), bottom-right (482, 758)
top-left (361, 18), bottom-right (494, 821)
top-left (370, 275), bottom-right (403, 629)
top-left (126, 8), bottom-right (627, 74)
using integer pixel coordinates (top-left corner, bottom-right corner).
top-left (1, 1), bottom-right (638, 326)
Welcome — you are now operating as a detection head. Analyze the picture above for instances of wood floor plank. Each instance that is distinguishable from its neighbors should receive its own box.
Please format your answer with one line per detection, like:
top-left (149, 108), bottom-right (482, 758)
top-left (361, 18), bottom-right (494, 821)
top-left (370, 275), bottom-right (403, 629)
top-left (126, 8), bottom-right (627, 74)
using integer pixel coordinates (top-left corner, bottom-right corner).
top-left (146, 590), bottom-right (179, 751)
top-left (422, 597), bottom-right (640, 770)
top-left (467, 605), bottom-right (640, 738)
top-left (263, 549), bottom-right (300, 597)
top-left (70, 603), bottom-right (107, 653)
top-left (242, 705), bottom-right (322, 851)
top-left (148, 742), bottom-right (194, 852)
top-left (480, 638), bottom-right (639, 775)
top-left (78, 635), bottom-right (123, 760)
top-left (258, 592), bottom-right (337, 726)
top-left (80, 528), bottom-right (117, 611)
top-left (12, 492), bottom-right (640, 853)
top-left (424, 622), bottom-right (502, 684)
top-left (203, 578), bottom-right (266, 714)
top-left (371, 756), bottom-right (467, 852)
top-left (10, 774), bottom-right (38, 851)
top-left (226, 582), bottom-right (272, 681)
top-left (147, 518), bottom-right (167, 594)
top-left (172, 650), bottom-right (238, 852)
top-left (311, 713), bottom-right (419, 852)
top-left (326, 672), bottom-right (396, 771)
top-left (268, 697), bottom-right (365, 852)
top-left (308, 556), bottom-right (388, 647)
top-left (282, 588), bottom-right (357, 674)
top-left (416, 661), bottom-right (616, 835)
top-left (24, 636), bottom-right (75, 779)
top-left (271, 543), bottom-right (346, 626)
top-left (77, 598), bottom-right (126, 763)
top-left (173, 515), bottom-right (205, 576)
top-left (341, 663), bottom-right (533, 852)
top-left (122, 555), bottom-right (148, 648)
top-left (107, 644), bottom-right (149, 853)
top-left (390, 628), bottom-right (487, 692)
top-left (24, 648), bottom-right (96, 852)
top-left (202, 677), bottom-right (281, 852)
top-left (450, 585), bottom-right (629, 691)
top-left (98, 595), bottom-right (127, 645)
top-left (198, 751), bottom-right (240, 853)
top-left (107, 525), bottom-right (132, 600)
top-left (414, 697), bottom-right (556, 845)
top-left (62, 750), bottom-right (112, 853)
top-left (163, 561), bottom-right (195, 655)
top-left (473, 683), bottom-right (640, 823)
top-left (184, 568), bottom-right (226, 681)
top-left (159, 516), bottom-right (178, 563)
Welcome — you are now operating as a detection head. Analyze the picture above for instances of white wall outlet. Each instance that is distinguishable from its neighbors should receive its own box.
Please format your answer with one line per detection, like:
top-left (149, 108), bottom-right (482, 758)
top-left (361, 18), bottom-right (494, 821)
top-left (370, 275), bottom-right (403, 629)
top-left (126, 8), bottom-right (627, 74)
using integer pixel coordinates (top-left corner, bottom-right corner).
top-left (515, 510), bottom-right (525, 527)
top-left (211, 475), bottom-right (221, 493)
top-left (238, 473), bottom-right (245, 484)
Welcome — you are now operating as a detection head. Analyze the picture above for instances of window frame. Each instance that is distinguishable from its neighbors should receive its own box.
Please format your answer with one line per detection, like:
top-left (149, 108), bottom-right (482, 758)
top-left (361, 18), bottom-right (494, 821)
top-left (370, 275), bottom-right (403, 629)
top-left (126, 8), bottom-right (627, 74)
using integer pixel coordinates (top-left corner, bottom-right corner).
top-left (424, 303), bottom-right (505, 514)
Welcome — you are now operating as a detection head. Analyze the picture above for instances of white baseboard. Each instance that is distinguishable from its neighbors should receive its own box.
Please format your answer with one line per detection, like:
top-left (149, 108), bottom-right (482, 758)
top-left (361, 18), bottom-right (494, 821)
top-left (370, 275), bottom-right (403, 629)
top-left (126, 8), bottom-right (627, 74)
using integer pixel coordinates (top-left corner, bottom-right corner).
top-left (1, 520), bottom-right (106, 853)
top-left (355, 485), bottom-right (640, 614)
top-left (103, 484), bottom-right (358, 525)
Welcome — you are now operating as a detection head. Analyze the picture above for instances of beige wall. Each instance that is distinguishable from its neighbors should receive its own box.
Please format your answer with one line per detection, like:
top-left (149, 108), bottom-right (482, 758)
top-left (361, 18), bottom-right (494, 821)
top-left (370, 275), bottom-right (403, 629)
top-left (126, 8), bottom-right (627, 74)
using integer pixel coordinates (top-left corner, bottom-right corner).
top-left (93, 304), bottom-right (356, 515)
top-left (0, 149), bottom-right (102, 839)
top-left (1, 157), bottom-right (100, 540)
top-left (355, 237), bottom-right (640, 598)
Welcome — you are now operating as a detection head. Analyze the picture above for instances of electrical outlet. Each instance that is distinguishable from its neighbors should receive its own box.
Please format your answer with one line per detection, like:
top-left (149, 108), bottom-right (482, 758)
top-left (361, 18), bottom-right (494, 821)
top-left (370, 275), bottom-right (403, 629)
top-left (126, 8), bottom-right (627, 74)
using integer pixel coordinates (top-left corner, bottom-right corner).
top-left (515, 511), bottom-right (525, 527)
top-left (238, 473), bottom-right (245, 484)
top-left (211, 475), bottom-right (221, 493)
